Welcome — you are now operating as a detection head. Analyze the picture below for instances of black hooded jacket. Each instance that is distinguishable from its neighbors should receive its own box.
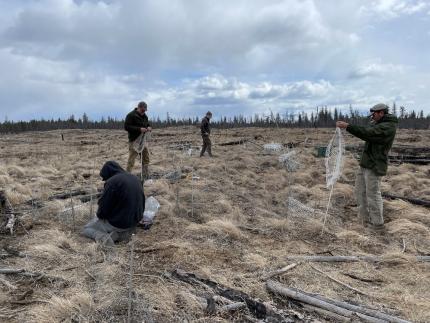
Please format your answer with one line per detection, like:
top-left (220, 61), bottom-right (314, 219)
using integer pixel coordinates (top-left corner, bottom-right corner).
top-left (97, 161), bottom-right (144, 229)
top-left (124, 108), bottom-right (151, 142)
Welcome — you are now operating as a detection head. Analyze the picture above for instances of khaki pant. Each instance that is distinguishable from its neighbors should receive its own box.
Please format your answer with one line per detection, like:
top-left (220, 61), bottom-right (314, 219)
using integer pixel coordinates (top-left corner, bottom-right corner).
top-left (127, 142), bottom-right (149, 173)
top-left (200, 135), bottom-right (212, 157)
top-left (355, 167), bottom-right (384, 226)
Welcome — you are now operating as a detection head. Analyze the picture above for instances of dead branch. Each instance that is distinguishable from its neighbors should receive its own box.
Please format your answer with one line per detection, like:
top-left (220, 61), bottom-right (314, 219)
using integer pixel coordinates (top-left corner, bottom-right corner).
top-left (261, 263), bottom-right (299, 280)
top-left (218, 139), bottom-right (249, 146)
top-left (48, 189), bottom-right (88, 200)
top-left (134, 244), bottom-right (179, 254)
top-left (172, 269), bottom-right (289, 321)
top-left (266, 280), bottom-right (402, 323)
top-left (382, 193), bottom-right (430, 207)
top-left (306, 292), bottom-right (410, 323)
top-left (0, 275), bottom-right (17, 290)
top-left (342, 273), bottom-right (384, 284)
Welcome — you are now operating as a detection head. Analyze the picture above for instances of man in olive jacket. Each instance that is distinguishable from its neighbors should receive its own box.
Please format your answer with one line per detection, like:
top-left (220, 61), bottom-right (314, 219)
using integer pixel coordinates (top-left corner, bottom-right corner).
top-left (82, 161), bottom-right (144, 246)
top-left (124, 101), bottom-right (152, 176)
top-left (336, 103), bottom-right (398, 230)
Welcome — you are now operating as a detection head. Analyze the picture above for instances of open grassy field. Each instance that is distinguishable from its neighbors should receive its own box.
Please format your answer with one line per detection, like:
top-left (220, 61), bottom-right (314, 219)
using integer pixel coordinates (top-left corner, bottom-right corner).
top-left (1, 126), bottom-right (429, 322)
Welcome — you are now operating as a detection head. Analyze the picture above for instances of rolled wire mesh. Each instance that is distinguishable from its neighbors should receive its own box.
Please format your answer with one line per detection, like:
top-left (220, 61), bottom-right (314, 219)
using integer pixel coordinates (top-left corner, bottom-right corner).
top-left (263, 143), bottom-right (283, 154)
top-left (325, 127), bottom-right (344, 188)
top-left (287, 197), bottom-right (323, 218)
top-left (278, 150), bottom-right (299, 172)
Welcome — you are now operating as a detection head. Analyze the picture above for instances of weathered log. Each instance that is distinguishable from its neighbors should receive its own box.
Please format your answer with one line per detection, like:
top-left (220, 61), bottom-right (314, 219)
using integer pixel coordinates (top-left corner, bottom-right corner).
top-left (79, 192), bottom-right (102, 203)
top-left (266, 280), bottom-right (389, 323)
top-left (306, 292), bottom-right (410, 323)
top-left (222, 302), bottom-right (247, 312)
top-left (173, 269), bottom-right (268, 319)
top-left (48, 189), bottom-right (88, 200)
top-left (382, 193), bottom-right (430, 207)
top-left (301, 304), bottom-right (351, 322)
top-left (286, 255), bottom-right (430, 263)
top-left (218, 139), bottom-right (249, 146)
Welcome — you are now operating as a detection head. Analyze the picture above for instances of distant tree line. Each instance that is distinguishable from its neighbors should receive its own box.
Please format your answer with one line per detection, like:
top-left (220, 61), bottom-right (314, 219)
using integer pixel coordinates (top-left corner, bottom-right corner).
top-left (1, 105), bottom-right (429, 133)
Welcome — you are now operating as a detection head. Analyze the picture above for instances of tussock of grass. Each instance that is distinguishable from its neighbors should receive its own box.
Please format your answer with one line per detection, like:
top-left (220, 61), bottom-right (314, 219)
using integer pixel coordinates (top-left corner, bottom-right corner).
top-left (0, 174), bottom-right (12, 185)
top-left (187, 219), bottom-right (244, 241)
top-left (7, 165), bottom-right (26, 177)
top-left (32, 292), bottom-right (94, 323)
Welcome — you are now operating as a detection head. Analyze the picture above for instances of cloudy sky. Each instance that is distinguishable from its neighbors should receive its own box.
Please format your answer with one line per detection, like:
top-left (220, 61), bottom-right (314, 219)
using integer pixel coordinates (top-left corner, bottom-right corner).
top-left (1, 0), bottom-right (429, 121)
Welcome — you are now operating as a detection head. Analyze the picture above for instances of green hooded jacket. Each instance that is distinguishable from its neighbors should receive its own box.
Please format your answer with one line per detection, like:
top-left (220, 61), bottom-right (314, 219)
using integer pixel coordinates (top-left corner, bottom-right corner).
top-left (346, 114), bottom-right (398, 176)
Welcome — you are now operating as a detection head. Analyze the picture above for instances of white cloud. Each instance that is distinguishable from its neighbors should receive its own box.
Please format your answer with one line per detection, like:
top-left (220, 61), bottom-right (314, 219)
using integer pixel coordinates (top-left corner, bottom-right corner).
top-left (0, 48), bottom-right (136, 120)
top-left (0, 0), bottom-right (358, 75)
top-left (349, 60), bottom-right (407, 78)
top-left (360, 0), bottom-right (429, 19)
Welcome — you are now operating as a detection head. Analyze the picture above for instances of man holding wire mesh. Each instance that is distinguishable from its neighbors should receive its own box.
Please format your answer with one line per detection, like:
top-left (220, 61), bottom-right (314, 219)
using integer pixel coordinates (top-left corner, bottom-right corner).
top-left (336, 103), bottom-right (398, 232)
top-left (124, 101), bottom-right (152, 178)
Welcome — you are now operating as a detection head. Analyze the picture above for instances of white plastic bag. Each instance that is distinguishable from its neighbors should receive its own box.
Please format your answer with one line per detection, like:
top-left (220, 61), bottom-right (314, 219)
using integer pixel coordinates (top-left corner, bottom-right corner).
top-left (143, 196), bottom-right (160, 222)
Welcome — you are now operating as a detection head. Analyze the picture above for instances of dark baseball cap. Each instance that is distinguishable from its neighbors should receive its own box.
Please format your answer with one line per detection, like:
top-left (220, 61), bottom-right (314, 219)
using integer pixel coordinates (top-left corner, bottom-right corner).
top-left (370, 103), bottom-right (389, 112)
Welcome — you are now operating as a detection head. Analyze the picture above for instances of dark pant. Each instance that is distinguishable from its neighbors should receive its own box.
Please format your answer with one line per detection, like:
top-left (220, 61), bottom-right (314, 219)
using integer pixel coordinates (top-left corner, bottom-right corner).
top-left (200, 135), bottom-right (212, 157)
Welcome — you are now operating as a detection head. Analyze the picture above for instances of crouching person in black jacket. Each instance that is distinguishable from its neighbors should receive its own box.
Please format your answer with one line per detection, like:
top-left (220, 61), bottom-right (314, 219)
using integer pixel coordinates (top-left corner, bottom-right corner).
top-left (82, 161), bottom-right (144, 246)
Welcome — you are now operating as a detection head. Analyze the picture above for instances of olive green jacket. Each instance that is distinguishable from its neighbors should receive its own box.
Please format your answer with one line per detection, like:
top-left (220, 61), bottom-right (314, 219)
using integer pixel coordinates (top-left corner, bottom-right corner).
top-left (346, 114), bottom-right (398, 176)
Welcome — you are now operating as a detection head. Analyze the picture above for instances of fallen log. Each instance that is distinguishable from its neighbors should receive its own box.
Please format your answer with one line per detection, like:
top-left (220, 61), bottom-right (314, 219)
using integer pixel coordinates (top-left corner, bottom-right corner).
top-left (48, 189), bottom-right (88, 200)
top-left (301, 304), bottom-right (351, 322)
top-left (266, 280), bottom-right (404, 323)
top-left (218, 139), bottom-right (249, 146)
top-left (79, 192), bottom-right (102, 203)
top-left (306, 292), bottom-right (410, 323)
top-left (382, 193), bottom-right (430, 207)
top-left (173, 269), bottom-right (269, 319)
top-left (286, 255), bottom-right (430, 263)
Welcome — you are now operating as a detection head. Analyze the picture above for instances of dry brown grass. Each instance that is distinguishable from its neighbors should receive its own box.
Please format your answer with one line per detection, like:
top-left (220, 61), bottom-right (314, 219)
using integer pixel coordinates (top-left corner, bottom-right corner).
top-left (1, 127), bottom-right (429, 322)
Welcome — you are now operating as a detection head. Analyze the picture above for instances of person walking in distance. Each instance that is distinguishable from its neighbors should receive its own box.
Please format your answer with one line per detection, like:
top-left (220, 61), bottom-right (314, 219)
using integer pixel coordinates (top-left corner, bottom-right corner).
top-left (124, 101), bottom-right (152, 178)
top-left (336, 103), bottom-right (398, 231)
top-left (200, 111), bottom-right (213, 157)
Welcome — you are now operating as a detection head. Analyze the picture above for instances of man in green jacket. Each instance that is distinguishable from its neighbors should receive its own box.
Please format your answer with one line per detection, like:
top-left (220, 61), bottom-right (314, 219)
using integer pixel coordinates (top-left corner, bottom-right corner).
top-left (336, 103), bottom-right (398, 230)
top-left (124, 101), bottom-right (152, 177)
